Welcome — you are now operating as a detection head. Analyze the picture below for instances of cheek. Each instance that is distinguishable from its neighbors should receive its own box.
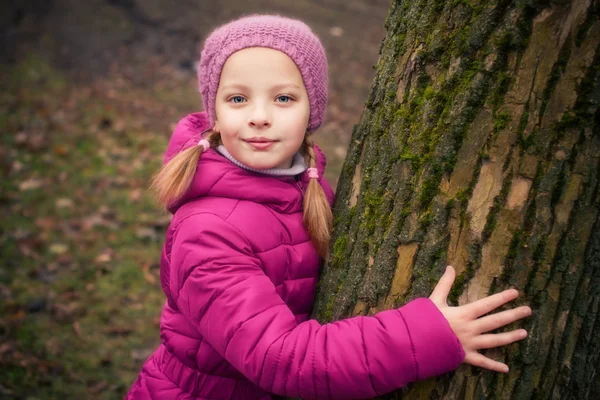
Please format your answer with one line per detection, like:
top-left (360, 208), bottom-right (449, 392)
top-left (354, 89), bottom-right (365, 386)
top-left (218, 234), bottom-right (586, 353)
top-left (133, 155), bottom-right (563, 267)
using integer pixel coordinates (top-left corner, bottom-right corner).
top-left (282, 106), bottom-right (310, 126)
top-left (216, 117), bottom-right (241, 136)
top-left (219, 129), bottom-right (238, 145)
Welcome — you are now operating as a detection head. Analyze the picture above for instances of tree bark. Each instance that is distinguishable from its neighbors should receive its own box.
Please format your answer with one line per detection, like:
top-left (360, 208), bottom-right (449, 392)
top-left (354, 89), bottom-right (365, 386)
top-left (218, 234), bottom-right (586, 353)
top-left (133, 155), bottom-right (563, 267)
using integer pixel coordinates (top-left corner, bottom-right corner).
top-left (311, 0), bottom-right (600, 398)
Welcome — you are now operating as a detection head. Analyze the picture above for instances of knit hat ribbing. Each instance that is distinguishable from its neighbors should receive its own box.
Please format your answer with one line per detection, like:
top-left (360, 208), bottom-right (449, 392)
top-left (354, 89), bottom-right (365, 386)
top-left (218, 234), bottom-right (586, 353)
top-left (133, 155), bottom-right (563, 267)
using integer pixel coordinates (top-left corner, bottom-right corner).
top-left (197, 15), bottom-right (328, 132)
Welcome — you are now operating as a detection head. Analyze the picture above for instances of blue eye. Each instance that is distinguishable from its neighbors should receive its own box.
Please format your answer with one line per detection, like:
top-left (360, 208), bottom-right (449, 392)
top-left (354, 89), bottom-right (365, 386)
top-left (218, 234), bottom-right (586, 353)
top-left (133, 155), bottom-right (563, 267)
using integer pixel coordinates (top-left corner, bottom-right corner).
top-left (230, 96), bottom-right (246, 104)
top-left (276, 95), bottom-right (292, 103)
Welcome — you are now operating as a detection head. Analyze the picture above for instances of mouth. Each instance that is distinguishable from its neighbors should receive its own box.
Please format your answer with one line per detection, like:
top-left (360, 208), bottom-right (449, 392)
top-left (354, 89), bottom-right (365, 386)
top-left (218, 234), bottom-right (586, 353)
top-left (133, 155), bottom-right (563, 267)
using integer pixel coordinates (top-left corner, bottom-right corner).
top-left (243, 137), bottom-right (278, 150)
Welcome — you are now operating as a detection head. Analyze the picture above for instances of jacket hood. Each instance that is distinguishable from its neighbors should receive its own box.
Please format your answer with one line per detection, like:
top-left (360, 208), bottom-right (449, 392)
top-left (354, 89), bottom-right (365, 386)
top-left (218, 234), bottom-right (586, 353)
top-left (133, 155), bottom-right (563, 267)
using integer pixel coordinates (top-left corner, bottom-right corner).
top-left (163, 112), bottom-right (330, 214)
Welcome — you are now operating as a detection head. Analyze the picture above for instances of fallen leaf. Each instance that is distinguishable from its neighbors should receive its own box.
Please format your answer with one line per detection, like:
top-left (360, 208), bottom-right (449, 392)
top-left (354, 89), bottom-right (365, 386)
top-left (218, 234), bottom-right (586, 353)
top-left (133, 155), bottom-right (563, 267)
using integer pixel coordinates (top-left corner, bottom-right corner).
top-left (49, 243), bottom-right (68, 255)
top-left (129, 188), bottom-right (142, 201)
top-left (56, 198), bottom-right (74, 208)
top-left (95, 249), bottom-right (113, 263)
top-left (36, 216), bottom-right (56, 230)
top-left (99, 206), bottom-right (116, 219)
top-left (136, 227), bottom-right (157, 241)
top-left (11, 160), bottom-right (24, 173)
top-left (142, 263), bottom-right (156, 284)
top-left (153, 215), bottom-right (172, 229)
top-left (112, 176), bottom-right (129, 188)
top-left (54, 145), bottom-right (69, 156)
top-left (56, 253), bottom-right (73, 266)
top-left (19, 178), bottom-right (44, 191)
top-left (73, 321), bottom-right (82, 337)
top-left (81, 213), bottom-right (119, 231)
top-left (26, 132), bottom-right (48, 152)
top-left (130, 348), bottom-right (152, 362)
top-left (15, 131), bottom-right (28, 145)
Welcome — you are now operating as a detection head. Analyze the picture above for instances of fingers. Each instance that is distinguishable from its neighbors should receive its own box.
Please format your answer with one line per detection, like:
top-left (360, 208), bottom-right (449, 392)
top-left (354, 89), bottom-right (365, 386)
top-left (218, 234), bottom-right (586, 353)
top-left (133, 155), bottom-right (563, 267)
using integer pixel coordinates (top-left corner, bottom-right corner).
top-left (429, 266), bottom-right (455, 306)
top-left (471, 329), bottom-right (528, 349)
top-left (464, 289), bottom-right (519, 318)
top-left (464, 352), bottom-right (510, 373)
top-left (474, 306), bottom-right (532, 333)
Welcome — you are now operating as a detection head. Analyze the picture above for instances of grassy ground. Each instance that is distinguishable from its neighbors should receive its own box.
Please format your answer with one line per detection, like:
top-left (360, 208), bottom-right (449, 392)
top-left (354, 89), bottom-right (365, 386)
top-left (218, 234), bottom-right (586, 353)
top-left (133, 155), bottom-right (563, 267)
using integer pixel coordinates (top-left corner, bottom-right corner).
top-left (0, 54), bottom-right (174, 399)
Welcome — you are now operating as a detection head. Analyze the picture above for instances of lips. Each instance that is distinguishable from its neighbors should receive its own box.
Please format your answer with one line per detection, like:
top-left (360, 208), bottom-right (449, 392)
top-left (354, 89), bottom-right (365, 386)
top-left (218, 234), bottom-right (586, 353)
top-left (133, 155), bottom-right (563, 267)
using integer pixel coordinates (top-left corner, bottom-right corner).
top-left (244, 137), bottom-right (278, 150)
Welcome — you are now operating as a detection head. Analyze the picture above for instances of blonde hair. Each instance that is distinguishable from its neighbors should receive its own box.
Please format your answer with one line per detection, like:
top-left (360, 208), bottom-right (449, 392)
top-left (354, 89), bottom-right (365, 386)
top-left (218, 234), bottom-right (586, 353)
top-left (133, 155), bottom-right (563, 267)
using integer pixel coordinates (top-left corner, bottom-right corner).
top-left (300, 135), bottom-right (333, 259)
top-left (151, 130), bottom-right (333, 258)
top-left (150, 130), bottom-right (221, 208)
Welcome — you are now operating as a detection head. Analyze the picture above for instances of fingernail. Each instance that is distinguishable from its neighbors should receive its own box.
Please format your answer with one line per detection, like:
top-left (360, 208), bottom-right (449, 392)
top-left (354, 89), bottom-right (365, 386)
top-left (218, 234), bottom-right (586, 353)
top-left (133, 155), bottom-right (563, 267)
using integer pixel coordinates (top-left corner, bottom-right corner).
top-left (520, 330), bottom-right (528, 338)
top-left (504, 365), bottom-right (509, 373)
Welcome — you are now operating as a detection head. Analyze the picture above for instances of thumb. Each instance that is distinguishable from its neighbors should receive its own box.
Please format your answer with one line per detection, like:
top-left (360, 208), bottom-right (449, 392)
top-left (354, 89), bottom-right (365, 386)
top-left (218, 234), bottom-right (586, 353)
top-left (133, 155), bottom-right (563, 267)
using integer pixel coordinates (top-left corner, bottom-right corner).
top-left (429, 266), bottom-right (456, 307)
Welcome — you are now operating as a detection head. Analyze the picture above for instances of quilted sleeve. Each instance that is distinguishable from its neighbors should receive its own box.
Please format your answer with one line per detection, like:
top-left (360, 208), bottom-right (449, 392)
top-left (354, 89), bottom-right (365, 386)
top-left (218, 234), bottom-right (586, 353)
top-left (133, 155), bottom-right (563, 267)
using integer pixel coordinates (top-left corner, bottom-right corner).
top-left (170, 213), bottom-right (464, 399)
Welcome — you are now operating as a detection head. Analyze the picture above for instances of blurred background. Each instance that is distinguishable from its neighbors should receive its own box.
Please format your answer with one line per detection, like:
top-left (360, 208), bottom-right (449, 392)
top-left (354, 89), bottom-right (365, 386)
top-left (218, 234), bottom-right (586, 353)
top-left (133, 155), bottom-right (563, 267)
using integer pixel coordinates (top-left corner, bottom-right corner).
top-left (0, 1), bottom-right (388, 398)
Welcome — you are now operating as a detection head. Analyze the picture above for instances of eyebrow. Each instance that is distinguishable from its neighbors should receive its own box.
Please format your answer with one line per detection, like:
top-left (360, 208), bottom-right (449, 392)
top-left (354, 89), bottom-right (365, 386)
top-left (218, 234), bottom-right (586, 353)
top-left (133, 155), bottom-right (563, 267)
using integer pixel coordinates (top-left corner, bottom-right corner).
top-left (220, 83), bottom-right (301, 91)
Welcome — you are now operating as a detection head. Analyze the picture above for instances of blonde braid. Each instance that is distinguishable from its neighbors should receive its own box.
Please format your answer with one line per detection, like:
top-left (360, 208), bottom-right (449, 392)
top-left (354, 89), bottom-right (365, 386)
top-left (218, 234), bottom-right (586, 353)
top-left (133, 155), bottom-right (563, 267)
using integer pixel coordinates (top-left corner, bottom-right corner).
top-left (301, 135), bottom-right (333, 258)
top-left (150, 130), bottom-right (221, 209)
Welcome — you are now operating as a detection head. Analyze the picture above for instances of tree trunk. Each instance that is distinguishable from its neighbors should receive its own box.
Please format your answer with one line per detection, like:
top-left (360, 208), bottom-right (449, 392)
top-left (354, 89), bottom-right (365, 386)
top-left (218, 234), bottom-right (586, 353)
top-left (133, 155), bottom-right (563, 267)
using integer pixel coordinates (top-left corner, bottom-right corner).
top-left (311, 0), bottom-right (600, 398)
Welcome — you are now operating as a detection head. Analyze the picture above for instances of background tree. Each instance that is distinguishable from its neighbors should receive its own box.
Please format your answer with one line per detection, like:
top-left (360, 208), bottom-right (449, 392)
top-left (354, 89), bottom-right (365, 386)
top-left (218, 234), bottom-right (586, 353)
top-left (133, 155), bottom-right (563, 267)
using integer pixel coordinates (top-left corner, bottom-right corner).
top-left (312, 0), bottom-right (600, 398)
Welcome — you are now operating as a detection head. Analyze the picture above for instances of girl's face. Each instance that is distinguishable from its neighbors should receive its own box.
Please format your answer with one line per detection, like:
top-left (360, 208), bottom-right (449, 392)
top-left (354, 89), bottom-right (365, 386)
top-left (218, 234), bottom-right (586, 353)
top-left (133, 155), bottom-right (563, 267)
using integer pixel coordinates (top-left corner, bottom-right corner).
top-left (214, 47), bottom-right (310, 170)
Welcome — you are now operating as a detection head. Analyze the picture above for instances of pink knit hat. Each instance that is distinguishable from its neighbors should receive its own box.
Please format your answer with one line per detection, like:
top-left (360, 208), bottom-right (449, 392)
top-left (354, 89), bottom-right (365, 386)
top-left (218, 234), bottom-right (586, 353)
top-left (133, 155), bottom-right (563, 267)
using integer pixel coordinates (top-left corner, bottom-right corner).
top-left (197, 15), bottom-right (328, 132)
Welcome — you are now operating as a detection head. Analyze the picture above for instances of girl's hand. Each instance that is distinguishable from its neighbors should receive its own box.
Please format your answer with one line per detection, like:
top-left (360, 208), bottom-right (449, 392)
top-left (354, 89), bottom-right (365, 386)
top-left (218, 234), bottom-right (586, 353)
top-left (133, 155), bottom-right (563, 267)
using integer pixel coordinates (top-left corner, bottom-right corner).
top-left (429, 266), bottom-right (531, 373)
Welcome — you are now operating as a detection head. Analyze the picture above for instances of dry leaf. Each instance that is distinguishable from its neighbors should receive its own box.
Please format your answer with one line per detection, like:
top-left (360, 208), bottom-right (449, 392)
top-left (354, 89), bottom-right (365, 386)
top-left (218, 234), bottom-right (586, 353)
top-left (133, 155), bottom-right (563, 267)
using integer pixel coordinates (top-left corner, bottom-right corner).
top-left (19, 178), bottom-right (44, 191)
top-left (95, 249), bottom-right (113, 263)
top-left (36, 217), bottom-right (56, 230)
top-left (136, 227), bottom-right (157, 241)
top-left (72, 321), bottom-right (82, 337)
top-left (129, 188), bottom-right (142, 202)
top-left (28, 133), bottom-right (47, 152)
top-left (142, 263), bottom-right (156, 284)
top-left (49, 243), bottom-right (68, 255)
top-left (15, 131), bottom-right (28, 145)
top-left (11, 160), bottom-right (24, 173)
top-left (56, 198), bottom-right (74, 208)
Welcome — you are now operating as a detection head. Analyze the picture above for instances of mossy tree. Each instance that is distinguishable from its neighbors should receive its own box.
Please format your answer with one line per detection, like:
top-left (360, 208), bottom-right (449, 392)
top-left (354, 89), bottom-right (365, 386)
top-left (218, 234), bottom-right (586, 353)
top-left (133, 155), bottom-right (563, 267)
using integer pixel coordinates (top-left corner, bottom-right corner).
top-left (312, 0), bottom-right (600, 398)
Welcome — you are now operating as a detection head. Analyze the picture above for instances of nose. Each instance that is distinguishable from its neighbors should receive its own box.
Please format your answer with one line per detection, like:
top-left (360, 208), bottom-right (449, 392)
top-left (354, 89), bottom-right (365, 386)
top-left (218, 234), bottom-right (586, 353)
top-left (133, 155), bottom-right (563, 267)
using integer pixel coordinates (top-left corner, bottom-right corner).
top-left (248, 103), bottom-right (271, 128)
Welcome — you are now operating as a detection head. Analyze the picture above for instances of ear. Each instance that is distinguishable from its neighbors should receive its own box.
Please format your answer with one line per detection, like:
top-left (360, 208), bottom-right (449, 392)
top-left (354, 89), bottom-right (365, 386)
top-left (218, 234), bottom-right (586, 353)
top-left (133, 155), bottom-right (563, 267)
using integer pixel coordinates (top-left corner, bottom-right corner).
top-left (213, 118), bottom-right (220, 133)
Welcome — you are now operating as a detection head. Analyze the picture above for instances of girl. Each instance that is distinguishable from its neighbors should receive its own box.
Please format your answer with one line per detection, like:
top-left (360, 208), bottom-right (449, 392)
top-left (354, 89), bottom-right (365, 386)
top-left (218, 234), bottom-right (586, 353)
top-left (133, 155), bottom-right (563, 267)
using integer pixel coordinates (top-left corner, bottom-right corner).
top-left (127, 14), bottom-right (531, 400)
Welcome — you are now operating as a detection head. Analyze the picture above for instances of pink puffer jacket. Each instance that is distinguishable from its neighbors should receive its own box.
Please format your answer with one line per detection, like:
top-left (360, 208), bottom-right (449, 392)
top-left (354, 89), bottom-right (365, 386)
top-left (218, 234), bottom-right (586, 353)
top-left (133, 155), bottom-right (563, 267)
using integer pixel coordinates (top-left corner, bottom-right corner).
top-left (126, 112), bottom-right (465, 400)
